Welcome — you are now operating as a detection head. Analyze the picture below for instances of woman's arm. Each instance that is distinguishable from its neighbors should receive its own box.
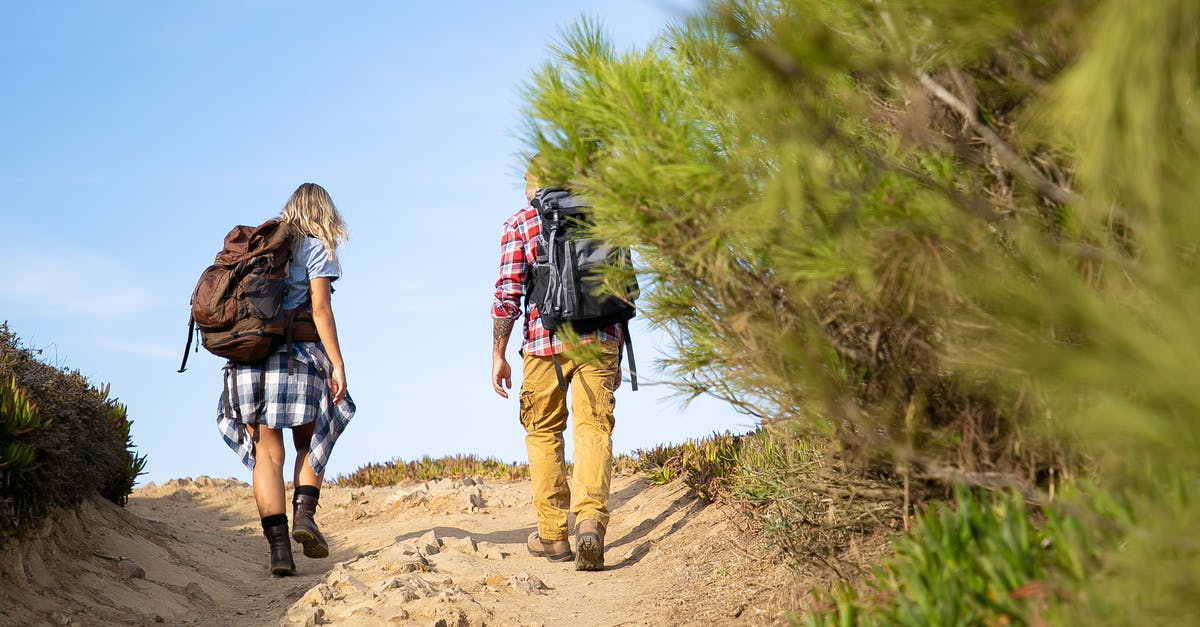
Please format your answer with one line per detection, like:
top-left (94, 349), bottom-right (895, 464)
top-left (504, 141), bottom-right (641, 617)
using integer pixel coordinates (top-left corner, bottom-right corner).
top-left (309, 277), bottom-right (347, 403)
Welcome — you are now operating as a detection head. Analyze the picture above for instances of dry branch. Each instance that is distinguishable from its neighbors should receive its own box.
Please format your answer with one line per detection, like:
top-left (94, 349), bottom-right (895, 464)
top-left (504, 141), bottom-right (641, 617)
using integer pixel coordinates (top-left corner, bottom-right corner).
top-left (918, 74), bottom-right (1077, 207)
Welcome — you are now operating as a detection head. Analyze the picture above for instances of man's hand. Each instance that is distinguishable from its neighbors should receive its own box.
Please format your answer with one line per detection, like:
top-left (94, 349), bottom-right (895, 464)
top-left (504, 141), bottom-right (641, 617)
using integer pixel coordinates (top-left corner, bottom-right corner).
top-left (492, 318), bottom-right (516, 398)
top-left (492, 354), bottom-right (512, 398)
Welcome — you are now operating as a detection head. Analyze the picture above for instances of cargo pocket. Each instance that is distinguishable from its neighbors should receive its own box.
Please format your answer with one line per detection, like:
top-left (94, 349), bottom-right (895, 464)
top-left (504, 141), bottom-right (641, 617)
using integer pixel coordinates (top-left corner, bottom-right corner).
top-left (518, 389), bottom-right (536, 431)
top-left (591, 389), bottom-right (616, 434)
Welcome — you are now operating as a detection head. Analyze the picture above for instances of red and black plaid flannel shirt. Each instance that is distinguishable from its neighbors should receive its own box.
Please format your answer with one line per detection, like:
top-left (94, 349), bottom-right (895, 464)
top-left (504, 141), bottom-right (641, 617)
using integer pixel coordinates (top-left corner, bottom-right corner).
top-left (491, 204), bottom-right (621, 357)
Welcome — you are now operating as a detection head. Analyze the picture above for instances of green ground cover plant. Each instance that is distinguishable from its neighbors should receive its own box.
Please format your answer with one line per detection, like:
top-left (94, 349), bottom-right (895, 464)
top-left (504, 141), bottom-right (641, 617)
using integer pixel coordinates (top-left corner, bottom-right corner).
top-left (804, 487), bottom-right (1127, 626)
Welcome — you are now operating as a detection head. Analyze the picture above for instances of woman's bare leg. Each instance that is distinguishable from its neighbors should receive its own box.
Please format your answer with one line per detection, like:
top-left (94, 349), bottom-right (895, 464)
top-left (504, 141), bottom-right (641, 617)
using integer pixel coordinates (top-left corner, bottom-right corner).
top-left (248, 424), bottom-right (287, 516)
top-left (292, 422), bottom-right (324, 488)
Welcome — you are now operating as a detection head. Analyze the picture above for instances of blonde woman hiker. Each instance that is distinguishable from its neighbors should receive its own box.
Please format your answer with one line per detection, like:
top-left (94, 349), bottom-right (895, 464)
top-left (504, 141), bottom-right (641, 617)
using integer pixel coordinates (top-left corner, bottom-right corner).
top-left (490, 159), bottom-right (625, 571)
top-left (215, 182), bottom-right (355, 576)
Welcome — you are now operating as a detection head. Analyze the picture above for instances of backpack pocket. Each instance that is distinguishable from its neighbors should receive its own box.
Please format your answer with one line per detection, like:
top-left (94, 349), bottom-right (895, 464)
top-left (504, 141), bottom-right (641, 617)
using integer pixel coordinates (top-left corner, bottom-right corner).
top-left (572, 238), bottom-right (635, 320)
top-left (240, 269), bottom-right (286, 320)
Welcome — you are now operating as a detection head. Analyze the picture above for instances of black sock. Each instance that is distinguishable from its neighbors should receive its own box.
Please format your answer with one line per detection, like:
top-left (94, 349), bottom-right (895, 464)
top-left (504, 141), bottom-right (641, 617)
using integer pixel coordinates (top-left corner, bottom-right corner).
top-left (261, 513), bottom-right (288, 530)
top-left (294, 485), bottom-right (321, 500)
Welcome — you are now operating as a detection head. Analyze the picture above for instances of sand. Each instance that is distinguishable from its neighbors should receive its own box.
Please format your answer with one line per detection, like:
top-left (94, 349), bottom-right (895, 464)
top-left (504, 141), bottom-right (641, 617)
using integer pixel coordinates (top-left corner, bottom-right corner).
top-left (0, 474), bottom-right (816, 626)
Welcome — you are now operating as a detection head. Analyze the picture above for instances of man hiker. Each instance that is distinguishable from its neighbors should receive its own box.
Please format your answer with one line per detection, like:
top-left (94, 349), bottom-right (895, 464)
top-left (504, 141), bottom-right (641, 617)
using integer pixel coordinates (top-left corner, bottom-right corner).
top-left (490, 158), bottom-right (624, 571)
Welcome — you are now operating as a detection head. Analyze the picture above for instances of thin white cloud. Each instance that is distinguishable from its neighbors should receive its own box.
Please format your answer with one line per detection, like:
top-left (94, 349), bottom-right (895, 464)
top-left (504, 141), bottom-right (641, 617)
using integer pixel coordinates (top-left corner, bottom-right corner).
top-left (0, 245), bottom-right (150, 317)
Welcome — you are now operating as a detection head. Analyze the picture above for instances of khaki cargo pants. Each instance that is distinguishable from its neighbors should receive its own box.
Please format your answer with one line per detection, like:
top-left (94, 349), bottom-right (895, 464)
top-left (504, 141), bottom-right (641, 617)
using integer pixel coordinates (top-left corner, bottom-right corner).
top-left (520, 341), bottom-right (619, 541)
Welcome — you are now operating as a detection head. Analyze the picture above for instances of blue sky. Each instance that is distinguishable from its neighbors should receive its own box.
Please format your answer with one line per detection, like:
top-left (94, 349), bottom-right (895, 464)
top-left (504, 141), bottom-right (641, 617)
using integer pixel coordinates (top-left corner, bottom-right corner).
top-left (0, 1), bottom-right (755, 484)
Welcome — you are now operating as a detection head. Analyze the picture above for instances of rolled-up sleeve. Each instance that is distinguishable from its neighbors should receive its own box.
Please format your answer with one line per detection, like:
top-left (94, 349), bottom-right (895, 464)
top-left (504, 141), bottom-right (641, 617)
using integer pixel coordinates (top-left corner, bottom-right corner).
top-left (491, 216), bottom-right (526, 320)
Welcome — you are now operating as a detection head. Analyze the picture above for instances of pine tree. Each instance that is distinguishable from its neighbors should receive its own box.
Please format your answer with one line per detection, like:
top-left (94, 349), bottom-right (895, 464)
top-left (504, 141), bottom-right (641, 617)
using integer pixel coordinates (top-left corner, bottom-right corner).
top-left (521, 0), bottom-right (1199, 620)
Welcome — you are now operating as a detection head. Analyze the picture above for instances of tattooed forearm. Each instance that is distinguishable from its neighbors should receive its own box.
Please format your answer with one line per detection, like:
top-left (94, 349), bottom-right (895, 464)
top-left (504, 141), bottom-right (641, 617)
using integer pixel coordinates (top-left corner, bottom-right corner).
top-left (493, 318), bottom-right (514, 353)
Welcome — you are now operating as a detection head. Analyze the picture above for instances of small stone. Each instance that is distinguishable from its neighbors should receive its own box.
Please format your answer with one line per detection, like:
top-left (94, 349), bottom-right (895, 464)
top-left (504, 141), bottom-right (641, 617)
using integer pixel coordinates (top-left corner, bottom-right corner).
top-left (304, 608), bottom-right (327, 626)
top-left (418, 530), bottom-right (441, 556)
top-left (476, 541), bottom-right (509, 561)
top-left (386, 485), bottom-right (424, 506)
top-left (353, 507), bottom-right (368, 520)
top-left (184, 582), bottom-right (212, 601)
top-left (441, 536), bottom-right (477, 555)
top-left (389, 560), bottom-right (430, 574)
top-left (405, 574), bottom-right (439, 598)
top-left (329, 574), bottom-right (372, 601)
top-left (461, 477), bottom-right (476, 487)
top-left (118, 559), bottom-right (146, 580)
top-left (298, 583), bottom-right (334, 606)
top-left (510, 572), bottom-right (549, 596)
top-left (375, 578), bottom-right (421, 603)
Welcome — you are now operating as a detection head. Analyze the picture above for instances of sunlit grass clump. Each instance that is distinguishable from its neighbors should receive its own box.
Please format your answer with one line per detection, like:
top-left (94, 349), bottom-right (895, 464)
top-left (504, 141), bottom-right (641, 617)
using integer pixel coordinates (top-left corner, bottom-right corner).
top-left (337, 454), bottom-right (531, 487)
top-left (620, 430), bottom-right (747, 500)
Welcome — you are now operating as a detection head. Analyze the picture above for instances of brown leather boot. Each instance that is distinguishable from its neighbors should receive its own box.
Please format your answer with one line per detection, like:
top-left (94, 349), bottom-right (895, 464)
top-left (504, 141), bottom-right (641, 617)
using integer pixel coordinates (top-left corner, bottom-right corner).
top-left (526, 531), bottom-right (574, 562)
top-left (263, 524), bottom-right (295, 576)
top-left (292, 493), bottom-right (329, 559)
top-left (575, 519), bottom-right (605, 571)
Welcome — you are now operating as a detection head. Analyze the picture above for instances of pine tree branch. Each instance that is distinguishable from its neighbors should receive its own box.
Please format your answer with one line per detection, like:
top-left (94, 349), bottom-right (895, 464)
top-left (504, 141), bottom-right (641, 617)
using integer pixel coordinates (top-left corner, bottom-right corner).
top-left (918, 74), bottom-right (1077, 207)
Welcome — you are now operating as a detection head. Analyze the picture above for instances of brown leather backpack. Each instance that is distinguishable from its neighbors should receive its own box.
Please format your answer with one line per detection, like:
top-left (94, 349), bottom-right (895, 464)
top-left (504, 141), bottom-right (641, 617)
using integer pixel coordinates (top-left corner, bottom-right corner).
top-left (177, 219), bottom-right (318, 372)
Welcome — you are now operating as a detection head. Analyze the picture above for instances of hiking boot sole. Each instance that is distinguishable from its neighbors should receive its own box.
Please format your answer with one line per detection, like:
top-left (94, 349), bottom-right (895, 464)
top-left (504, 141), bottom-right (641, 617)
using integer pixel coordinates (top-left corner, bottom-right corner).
top-left (575, 532), bottom-right (604, 571)
top-left (292, 528), bottom-right (330, 559)
top-left (534, 549), bottom-right (575, 562)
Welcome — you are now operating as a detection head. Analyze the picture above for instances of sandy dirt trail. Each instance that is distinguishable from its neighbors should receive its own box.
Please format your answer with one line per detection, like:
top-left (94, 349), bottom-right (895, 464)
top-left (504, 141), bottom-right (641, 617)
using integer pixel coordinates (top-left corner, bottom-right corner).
top-left (0, 474), bottom-right (808, 626)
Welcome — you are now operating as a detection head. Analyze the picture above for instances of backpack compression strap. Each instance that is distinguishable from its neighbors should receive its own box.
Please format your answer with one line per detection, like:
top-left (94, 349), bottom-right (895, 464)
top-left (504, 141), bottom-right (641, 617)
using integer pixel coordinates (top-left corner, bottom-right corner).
top-left (178, 315), bottom-right (197, 373)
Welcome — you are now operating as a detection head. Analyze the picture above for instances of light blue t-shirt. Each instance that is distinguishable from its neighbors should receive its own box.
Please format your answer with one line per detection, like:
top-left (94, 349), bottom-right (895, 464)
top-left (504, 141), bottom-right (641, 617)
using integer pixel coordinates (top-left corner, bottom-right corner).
top-left (283, 236), bottom-right (341, 311)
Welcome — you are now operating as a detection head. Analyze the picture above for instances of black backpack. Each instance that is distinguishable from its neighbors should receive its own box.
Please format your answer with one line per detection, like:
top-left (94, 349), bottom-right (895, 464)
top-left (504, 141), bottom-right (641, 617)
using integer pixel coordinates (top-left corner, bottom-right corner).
top-left (528, 188), bottom-right (639, 391)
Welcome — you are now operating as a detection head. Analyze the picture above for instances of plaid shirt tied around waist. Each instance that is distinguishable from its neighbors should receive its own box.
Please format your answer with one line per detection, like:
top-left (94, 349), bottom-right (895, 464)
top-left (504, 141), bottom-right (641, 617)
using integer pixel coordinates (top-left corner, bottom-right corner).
top-left (491, 204), bottom-right (620, 356)
top-left (216, 342), bottom-right (355, 476)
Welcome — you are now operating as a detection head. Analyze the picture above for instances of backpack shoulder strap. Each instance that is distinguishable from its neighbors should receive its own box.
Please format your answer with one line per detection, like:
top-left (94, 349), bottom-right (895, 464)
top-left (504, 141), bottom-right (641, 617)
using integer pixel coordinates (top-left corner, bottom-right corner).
top-left (621, 320), bottom-right (638, 392)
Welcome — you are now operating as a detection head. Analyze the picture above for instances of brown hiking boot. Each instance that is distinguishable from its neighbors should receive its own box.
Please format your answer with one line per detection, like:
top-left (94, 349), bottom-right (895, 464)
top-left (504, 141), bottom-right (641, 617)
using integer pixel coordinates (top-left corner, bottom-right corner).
top-left (526, 531), bottom-right (574, 562)
top-left (575, 519), bottom-right (605, 571)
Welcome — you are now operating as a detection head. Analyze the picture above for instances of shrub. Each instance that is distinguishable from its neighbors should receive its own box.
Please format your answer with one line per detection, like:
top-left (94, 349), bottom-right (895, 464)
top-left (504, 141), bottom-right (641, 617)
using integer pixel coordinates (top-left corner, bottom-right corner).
top-left (0, 324), bottom-right (147, 535)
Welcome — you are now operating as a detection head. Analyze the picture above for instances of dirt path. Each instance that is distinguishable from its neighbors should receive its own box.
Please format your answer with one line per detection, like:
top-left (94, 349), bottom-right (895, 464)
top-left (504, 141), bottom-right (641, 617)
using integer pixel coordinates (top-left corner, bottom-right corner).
top-left (0, 475), bottom-right (811, 626)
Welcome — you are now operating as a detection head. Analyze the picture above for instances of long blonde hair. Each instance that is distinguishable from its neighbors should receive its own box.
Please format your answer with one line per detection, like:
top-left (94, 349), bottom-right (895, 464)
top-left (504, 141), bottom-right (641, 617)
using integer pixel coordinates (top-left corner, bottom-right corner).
top-left (279, 182), bottom-right (348, 265)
